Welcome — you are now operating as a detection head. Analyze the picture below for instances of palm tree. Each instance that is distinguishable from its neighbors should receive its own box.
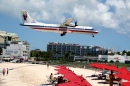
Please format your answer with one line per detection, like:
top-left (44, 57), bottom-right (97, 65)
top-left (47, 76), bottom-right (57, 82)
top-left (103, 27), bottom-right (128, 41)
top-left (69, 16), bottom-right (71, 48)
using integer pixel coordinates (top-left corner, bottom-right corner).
top-left (64, 51), bottom-right (71, 61)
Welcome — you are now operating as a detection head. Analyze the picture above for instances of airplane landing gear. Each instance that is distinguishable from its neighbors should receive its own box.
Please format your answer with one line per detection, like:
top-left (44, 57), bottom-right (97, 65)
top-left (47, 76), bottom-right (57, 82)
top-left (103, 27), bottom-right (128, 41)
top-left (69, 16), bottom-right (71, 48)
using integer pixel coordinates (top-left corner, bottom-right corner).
top-left (60, 32), bottom-right (66, 36)
top-left (61, 34), bottom-right (64, 36)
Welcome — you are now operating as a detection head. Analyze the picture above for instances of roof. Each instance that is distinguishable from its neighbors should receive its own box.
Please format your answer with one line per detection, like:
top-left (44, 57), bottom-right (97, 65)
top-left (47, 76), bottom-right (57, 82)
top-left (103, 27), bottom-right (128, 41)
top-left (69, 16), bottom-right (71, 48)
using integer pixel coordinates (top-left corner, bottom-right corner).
top-left (0, 34), bottom-right (8, 36)
top-left (0, 33), bottom-right (18, 37)
top-left (7, 33), bottom-right (18, 37)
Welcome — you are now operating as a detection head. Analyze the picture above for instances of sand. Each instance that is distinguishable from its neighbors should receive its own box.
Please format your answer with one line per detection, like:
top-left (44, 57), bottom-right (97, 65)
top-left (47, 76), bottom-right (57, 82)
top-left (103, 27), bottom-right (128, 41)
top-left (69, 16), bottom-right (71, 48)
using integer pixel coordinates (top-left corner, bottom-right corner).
top-left (0, 62), bottom-right (111, 86)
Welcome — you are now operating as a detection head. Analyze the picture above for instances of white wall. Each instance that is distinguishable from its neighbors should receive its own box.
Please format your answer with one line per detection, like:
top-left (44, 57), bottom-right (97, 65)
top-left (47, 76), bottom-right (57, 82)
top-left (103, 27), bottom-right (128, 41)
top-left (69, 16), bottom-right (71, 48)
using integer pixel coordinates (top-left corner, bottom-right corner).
top-left (99, 55), bottom-right (130, 63)
top-left (2, 41), bottom-right (30, 60)
top-left (98, 55), bottom-right (108, 60)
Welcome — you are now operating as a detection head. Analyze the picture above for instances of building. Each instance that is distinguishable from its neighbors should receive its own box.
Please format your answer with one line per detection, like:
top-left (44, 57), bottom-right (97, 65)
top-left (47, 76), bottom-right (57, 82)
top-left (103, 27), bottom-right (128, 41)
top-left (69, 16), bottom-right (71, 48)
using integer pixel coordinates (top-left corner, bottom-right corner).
top-left (47, 42), bottom-right (109, 58)
top-left (73, 55), bottom-right (130, 63)
top-left (0, 30), bottom-right (19, 48)
top-left (2, 41), bottom-right (30, 60)
top-left (98, 55), bottom-right (130, 63)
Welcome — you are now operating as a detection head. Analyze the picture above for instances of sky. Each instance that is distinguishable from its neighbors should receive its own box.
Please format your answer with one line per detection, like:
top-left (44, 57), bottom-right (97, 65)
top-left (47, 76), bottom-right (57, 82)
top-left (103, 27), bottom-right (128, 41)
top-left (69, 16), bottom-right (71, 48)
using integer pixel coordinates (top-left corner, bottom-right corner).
top-left (0, 0), bottom-right (130, 52)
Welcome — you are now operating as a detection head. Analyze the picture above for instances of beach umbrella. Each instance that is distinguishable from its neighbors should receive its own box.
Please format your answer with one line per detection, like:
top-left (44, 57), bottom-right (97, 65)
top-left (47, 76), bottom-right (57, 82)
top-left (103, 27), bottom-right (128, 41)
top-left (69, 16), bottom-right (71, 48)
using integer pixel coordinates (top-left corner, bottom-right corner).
top-left (55, 68), bottom-right (75, 76)
top-left (95, 63), bottom-right (107, 69)
top-left (58, 81), bottom-right (79, 86)
top-left (55, 68), bottom-right (92, 86)
top-left (89, 63), bottom-right (100, 68)
top-left (114, 73), bottom-right (130, 81)
top-left (104, 65), bottom-right (119, 72)
top-left (63, 74), bottom-right (79, 81)
top-left (64, 75), bottom-right (92, 86)
top-left (116, 67), bottom-right (129, 74)
top-left (57, 69), bottom-right (69, 74)
top-left (89, 63), bottom-right (100, 74)
top-left (75, 75), bottom-right (92, 86)
top-left (89, 63), bottom-right (96, 67)
top-left (65, 77), bottom-right (91, 86)
top-left (89, 63), bottom-right (108, 75)
top-left (121, 82), bottom-right (130, 86)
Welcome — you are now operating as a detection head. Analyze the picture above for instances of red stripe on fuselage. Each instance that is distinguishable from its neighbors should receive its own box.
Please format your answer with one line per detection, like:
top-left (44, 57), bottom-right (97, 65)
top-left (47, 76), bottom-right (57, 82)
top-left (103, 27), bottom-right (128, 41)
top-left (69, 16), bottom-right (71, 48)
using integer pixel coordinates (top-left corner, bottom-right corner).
top-left (31, 27), bottom-right (98, 34)
top-left (69, 29), bottom-right (98, 34)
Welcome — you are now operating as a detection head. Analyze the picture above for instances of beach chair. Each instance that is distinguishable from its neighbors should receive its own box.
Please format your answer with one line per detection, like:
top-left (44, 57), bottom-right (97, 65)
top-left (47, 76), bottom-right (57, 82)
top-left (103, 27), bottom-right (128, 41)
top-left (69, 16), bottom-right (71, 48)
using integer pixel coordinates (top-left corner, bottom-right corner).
top-left (46, 75), bottom-right (57, 84)
top-left (46, 75), bottom-right (52, 82)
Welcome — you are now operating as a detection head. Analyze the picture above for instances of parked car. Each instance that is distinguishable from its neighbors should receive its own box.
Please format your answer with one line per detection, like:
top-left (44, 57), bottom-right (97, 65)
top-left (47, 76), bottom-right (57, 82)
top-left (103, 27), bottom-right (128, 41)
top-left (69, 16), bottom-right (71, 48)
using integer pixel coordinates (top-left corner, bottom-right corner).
top-left (10, 59), bottom-right (20, 63)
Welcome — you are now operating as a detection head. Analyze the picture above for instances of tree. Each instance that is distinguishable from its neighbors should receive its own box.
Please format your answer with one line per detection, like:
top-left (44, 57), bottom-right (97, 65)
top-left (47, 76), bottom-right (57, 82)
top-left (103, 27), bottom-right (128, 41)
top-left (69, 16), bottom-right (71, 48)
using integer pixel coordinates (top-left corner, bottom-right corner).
top-left (122, 50), bottom-right (127, 55)
top-left (117, 52), bottom-right (121, 55)
top-left (0, 46), bottom-right (2, 55)
top-left (41, 51), bottom-right (46, 58)
top-left (109, 60), bottom-right (114, 63)
top-left (115, 60), bottom-right (119, 63)
top-left (30, 50), bottom-right (47, 61)
top-left (127, 51), bottom-right (130, 56)
top-left (46, 51), bottom-right (53, 60)
top-left (104, 60), bottom-right (108, 63)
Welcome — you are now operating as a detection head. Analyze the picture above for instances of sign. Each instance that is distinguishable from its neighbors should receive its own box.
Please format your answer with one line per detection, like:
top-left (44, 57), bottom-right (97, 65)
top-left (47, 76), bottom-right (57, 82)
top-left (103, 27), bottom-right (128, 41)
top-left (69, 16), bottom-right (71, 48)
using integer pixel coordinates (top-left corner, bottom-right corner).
top-left (114, 57), bottom-right (118, 60)
top-left (4, 50), bottom-right (20, 56)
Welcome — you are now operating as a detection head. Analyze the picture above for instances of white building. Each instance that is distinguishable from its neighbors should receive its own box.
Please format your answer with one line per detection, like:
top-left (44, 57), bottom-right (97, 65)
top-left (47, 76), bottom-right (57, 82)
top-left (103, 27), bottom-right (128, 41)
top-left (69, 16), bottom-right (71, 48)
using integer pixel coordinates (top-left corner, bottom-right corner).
top-left (73, 55), bottom-right (130, 63)
top-left (2, 41), bottom-right (30, 60)
top-left (98, 55), bottom-right (130, 63)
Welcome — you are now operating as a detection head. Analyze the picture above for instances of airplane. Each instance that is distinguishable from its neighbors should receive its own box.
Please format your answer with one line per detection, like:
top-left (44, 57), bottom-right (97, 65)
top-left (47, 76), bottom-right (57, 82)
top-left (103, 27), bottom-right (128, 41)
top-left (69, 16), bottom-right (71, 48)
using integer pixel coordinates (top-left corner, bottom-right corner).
top-left (20, 10), bottom-right (98, 37)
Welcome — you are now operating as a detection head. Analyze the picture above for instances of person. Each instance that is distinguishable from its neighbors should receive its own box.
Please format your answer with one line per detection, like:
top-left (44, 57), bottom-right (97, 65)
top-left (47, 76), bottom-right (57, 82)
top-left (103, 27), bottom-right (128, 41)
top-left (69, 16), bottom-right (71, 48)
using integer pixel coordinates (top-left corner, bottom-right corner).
top-left (47, 62), bottom-right (49, 69)
top-left (98, 74), bottom-right (102, 79)
top-left (57, 76), bottom-right (64, 84)
top-left (7, 68), bottom-right (9, 75)
top-left (83, 66), bottom-right (86, 69)
top-left (3, 68), bottom-right (6, 76)
top-left (50, 73), bottom-right (54, 80)
top-left (102, 70), bottom-right (107, 75)
top-left (57, 76), bottom-right (61, 85)
top-left (49, 73), bottom-right (56, 84)
top-left (109, 70), bottom-right (115, 86)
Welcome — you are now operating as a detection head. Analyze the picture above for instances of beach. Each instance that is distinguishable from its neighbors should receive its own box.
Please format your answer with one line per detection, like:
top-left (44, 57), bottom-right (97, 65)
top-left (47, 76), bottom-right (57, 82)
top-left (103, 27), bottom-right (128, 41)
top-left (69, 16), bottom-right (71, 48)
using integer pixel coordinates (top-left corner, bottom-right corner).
top-left (0, 62), bottom-right (110, 86)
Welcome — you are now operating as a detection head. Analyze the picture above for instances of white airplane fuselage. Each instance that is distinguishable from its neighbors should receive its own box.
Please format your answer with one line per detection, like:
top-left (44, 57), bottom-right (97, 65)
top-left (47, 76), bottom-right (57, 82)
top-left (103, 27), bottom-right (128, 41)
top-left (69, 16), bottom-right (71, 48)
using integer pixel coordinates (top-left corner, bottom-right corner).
top-left (20, 22), bottom-right (98, 35)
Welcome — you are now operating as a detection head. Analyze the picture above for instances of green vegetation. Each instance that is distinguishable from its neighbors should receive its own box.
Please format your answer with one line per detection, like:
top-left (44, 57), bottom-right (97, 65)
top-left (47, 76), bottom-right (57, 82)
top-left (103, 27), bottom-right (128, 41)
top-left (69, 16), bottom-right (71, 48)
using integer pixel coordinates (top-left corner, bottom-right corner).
top-left (30, 49), bottom-right (130, 69)
top-left (108, 50), bottom-right (130, 56)
top-left (30, 50), bottom-right (73, 62)
top-left (109, 60), bottom-right (114, 63)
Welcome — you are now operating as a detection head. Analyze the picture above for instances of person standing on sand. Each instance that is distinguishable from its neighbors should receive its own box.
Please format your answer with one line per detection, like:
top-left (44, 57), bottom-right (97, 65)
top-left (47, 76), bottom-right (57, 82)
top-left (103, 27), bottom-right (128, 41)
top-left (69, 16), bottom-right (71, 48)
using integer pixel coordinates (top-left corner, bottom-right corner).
top-left (109, 70), bottom-right (115, 86)
top-left (3, 68), bottom-right (6, 76)
top-left (47, 62), bottom-right (49, 69)
top-left (7, 68), bottom-right (9, 75)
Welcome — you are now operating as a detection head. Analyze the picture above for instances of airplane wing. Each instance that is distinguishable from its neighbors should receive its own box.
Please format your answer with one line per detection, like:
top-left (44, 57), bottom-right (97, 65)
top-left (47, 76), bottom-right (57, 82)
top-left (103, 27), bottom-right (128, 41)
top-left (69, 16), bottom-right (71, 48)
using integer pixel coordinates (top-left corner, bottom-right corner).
top-left (59, 18), bottom-right (73, 27)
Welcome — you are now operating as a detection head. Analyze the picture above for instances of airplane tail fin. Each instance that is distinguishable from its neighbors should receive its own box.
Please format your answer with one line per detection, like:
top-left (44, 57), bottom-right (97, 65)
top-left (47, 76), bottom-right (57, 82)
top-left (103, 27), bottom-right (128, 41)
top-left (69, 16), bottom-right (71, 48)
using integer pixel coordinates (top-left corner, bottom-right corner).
top-left (21, 10), bottom-right (37, 24)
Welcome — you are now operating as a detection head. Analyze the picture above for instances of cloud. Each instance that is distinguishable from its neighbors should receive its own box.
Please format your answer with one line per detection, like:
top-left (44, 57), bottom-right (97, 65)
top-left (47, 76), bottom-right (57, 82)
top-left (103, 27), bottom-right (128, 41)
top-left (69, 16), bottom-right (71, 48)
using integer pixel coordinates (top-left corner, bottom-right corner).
top-left (0, 0), bottom-right (130, 36)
